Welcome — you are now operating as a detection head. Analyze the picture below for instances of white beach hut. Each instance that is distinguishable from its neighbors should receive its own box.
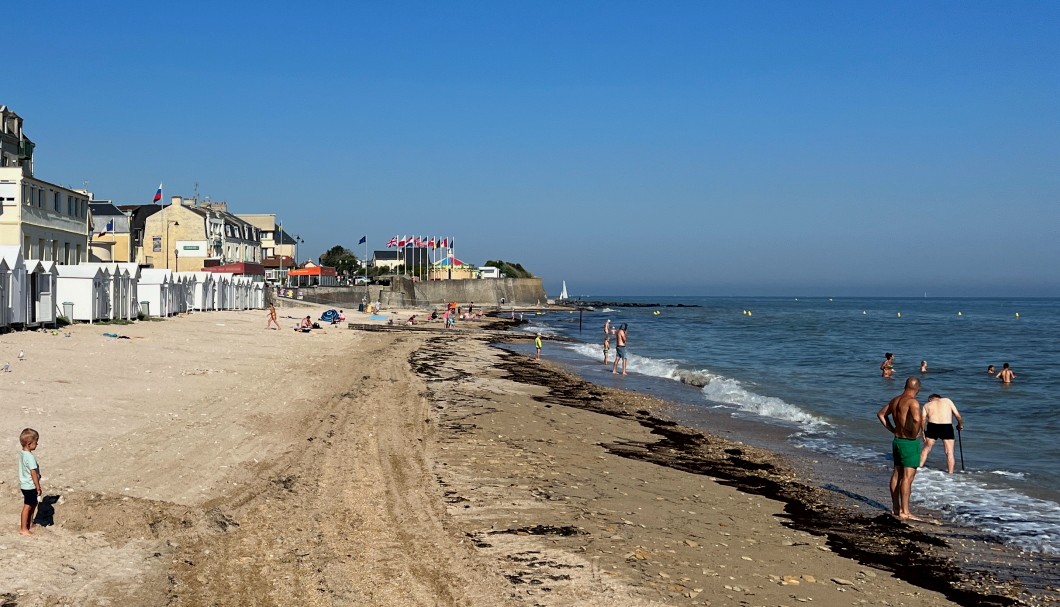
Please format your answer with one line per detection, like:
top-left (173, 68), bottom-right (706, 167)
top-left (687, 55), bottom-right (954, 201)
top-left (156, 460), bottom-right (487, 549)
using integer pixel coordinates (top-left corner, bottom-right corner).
top-left (174, 272), bottom-right (199, 313)
top-left (213, 273), bottom-right (231, 310)
top-left (0, 245), bottom-right (27, 326)
top-left (23, 260), bottom-right (59, 327)
top-left (117, 263), bottom-right (141, 320)
top-left (168, 273), bottom-right (183, 314)
top-left (190, 272), bottom-right (216, 311)
top-left (76, 263), bottom-right (118, 320)
top-left (56, 264), bottom-right (108, 322)
top-left (139, 269), bottom-right (172, 317)
top-left (106, 264), bottom-right (130, 320)
top-left (232, 276), bottom-right (248, 310)
top-left (251, 281), bottom-right (264, 309)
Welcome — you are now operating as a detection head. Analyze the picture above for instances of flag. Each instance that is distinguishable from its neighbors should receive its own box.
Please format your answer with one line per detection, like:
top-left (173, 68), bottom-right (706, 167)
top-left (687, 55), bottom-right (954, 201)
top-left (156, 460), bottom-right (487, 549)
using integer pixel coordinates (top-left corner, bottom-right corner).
top-left (427, 236), bottom-right (436, 248)
top-left (96, 219), bottom-right (114, 238)
top-left (398, 235), bottom-right (408, 247)
top-left (439, 237), bottom-right (448, 248)
top-left (405, 237), bottom-right (415, 247)
top-left (415, 236), bottom-right (425, 247)
top-left (152, 183), bottom-right (163, 203)
top-left (358, 235), bottom-right (367, 245)
top-left (386, 235), bottom-right (397, 247)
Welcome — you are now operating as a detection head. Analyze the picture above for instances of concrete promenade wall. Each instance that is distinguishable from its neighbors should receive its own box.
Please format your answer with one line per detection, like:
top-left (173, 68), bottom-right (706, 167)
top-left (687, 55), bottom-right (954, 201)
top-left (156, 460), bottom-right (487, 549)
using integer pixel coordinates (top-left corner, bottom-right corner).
top-left (285, 277), bottom-right (547, 310)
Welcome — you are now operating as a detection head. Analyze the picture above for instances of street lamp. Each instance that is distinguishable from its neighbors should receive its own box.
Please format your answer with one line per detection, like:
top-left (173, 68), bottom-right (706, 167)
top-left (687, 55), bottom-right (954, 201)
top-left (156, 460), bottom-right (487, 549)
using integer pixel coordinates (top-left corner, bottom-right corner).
top-left (166, 220), bottom-right (179, 269)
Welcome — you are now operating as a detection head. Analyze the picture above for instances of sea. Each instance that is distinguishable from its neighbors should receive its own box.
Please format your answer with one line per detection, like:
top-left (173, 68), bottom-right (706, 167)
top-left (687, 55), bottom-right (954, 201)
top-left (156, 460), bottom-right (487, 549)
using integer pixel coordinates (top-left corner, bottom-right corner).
top-left (505, 296), bottom-right (1060, 556)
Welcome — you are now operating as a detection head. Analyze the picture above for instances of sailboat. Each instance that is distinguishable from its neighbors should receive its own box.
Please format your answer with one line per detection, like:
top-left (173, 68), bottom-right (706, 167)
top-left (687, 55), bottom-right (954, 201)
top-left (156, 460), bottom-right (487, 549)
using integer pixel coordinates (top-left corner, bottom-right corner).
top-left (559, 281), bottom-right (568, 301)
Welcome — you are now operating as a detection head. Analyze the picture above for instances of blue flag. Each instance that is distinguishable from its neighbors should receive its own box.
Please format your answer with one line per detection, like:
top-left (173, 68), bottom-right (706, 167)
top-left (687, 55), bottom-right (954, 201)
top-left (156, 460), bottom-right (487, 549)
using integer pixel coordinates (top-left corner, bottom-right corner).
top-left (358, 235), bottom-right (366, 245)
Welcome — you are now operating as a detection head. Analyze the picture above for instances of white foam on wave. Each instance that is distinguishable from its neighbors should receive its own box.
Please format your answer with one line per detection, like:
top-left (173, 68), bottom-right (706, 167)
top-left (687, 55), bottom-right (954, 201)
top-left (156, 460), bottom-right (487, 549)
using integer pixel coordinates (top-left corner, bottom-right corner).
top-left (567, 342), bottom-right (828, 428)
top-left (518, 325), bottom-right (561, 338)
top-left (697, 375), bottom-right (829, 427)
top-left (914, 468), bottom-right (1060, 555)
top-left (990, 470), bottom-right (1027, 480)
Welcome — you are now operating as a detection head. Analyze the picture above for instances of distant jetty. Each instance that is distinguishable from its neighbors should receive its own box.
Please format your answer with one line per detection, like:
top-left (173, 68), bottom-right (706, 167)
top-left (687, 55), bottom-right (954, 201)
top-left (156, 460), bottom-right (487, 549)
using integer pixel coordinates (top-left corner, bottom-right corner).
top-left (565, 300), bottom-right (701, 309)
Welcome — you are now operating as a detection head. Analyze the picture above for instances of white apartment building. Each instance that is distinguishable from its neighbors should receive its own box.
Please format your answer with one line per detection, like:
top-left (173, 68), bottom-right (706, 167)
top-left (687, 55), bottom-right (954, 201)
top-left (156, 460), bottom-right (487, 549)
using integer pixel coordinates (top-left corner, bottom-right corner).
top-left (0, 105), bottom-right (90, 263)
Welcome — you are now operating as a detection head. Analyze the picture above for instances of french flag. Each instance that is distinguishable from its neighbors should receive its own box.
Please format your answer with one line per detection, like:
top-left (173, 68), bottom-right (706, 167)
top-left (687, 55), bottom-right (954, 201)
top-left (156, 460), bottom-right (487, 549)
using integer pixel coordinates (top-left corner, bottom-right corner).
top-left (152, 183), bottom-right (163, 203)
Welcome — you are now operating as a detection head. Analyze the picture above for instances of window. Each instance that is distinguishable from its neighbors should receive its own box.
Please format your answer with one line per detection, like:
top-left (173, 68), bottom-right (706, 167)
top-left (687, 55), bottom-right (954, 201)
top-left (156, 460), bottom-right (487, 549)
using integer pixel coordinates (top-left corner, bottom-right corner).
top-left (64, 243), bottom-right (70, 264)
top-left (54, 191), bottom-right (61, 211)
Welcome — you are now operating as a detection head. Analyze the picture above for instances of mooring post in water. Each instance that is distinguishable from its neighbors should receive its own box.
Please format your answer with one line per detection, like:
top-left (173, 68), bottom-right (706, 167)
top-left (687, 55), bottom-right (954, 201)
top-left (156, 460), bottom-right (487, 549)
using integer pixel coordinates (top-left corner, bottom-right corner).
top-left (579, 308), bottom-right (583, 332)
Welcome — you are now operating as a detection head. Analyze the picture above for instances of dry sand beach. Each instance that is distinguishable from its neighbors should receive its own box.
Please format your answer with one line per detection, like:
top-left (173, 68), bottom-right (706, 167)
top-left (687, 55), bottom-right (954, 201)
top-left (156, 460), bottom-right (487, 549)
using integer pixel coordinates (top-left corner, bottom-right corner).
top-left (0, 304), bottom-right (1052, 606)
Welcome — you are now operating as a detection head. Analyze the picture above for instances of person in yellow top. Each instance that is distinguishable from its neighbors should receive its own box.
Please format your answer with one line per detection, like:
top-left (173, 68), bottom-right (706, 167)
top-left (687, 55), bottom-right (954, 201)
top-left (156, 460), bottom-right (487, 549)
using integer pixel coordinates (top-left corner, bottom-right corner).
top-left (535, 333), bottom-right (543, 361)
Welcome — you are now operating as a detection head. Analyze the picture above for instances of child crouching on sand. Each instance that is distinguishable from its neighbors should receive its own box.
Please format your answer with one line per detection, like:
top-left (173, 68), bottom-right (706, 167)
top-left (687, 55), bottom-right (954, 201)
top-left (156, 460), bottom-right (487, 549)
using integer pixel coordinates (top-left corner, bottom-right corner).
top-left (18, 428), bottom-right (42, 536)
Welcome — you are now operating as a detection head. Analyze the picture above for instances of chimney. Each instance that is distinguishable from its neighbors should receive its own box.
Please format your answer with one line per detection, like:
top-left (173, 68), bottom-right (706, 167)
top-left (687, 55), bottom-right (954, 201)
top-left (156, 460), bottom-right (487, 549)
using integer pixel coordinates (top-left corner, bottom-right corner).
top-left (170, 195), bottom-right (183, 206)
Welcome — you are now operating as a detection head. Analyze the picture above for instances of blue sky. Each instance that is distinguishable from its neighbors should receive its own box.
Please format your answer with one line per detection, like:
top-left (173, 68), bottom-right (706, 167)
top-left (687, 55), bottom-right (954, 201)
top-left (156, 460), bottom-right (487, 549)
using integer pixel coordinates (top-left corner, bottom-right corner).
top-left (7, 1), bottom-right (1058, 297)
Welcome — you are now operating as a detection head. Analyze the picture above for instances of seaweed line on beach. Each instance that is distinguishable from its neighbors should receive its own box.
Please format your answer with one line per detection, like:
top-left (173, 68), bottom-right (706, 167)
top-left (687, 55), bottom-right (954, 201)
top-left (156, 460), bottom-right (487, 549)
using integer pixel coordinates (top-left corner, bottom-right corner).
top-left (481, 337), bottom-right (1041, 607)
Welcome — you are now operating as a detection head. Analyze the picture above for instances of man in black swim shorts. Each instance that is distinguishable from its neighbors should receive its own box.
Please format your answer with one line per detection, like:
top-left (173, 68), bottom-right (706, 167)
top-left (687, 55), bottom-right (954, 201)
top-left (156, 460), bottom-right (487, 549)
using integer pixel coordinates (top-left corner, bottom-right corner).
top-left (919, 394), bottom-right (964, 473)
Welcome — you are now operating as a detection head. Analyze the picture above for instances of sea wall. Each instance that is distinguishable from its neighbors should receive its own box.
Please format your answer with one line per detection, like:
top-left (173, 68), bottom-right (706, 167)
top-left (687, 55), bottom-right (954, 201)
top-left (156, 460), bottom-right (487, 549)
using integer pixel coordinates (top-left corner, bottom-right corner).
top-left (288, 277), bottom-right (547, 309)
top-left (408, 277), bottom-right (547, 308)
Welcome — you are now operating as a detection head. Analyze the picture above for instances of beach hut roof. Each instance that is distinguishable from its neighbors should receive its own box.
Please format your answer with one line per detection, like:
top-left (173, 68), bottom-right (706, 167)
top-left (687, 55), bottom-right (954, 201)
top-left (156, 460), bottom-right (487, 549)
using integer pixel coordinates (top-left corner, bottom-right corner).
top-left (116, 262), bottom-right (141, 278)
top-left (56, 265), bottom-right (104, 278)
top-left (0, 245), bottom-right (24, 266)
top-left (140, 268), bottom-right (173, 284)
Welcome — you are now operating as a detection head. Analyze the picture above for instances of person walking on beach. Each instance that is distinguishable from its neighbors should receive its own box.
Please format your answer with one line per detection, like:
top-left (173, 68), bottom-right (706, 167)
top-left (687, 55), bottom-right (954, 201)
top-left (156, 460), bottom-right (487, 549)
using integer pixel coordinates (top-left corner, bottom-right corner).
top-left (881, 353), bottom-right (895, 378)
top-left (603, 319), bottom-right (612, 365)
top-left (611, 324), bottom-right (628, 375)
top-left (265, 304), bottom-right (280, 330)
top-left (877, 377), bottom-right (922, 520)
top-left (18, 428), bottom-right (42, 536)
top-left (996, 363), bottom-right (1016, 383)
top-left (534, 333), bottom-right (543, 361)
top-left (919, 394), bottom-right (964, 473)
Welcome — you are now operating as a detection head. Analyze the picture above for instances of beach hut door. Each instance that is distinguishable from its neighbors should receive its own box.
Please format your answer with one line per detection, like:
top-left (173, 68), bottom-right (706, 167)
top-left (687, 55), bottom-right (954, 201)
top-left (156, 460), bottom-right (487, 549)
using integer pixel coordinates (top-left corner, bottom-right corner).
top-left (26, 272), bottom-right (38, 324)
top-left (36, 273), bottom-right (53, 324)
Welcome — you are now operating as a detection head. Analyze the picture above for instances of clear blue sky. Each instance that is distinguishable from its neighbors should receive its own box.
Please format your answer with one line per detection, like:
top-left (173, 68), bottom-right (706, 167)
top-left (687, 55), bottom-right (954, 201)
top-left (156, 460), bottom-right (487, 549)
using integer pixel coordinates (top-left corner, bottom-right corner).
top-left (7, 1), bottom-right (1058, 297)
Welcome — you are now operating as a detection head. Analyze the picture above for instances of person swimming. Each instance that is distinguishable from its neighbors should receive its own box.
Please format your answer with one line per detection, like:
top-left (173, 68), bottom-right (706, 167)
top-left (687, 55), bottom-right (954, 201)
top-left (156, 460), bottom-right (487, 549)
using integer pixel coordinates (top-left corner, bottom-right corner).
top-left (881, 353), bottom-right (895, 378)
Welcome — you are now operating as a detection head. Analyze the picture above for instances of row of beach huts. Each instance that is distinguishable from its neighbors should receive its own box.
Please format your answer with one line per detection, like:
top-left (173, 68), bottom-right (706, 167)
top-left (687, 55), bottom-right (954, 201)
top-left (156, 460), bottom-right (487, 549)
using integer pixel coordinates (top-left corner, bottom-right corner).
top-left (1, 245), bottom-right (265, 331)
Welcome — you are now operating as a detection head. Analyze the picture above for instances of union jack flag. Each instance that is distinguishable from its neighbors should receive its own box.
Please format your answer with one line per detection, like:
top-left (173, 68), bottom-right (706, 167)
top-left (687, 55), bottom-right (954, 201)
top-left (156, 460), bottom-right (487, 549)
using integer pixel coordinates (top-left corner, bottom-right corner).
top-left (386, 236), bottom-right (398, 248)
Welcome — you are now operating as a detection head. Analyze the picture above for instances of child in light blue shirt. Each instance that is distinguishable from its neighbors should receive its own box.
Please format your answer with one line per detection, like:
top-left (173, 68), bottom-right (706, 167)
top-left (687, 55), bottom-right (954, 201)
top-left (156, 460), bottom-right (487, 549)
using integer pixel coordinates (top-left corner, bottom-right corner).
top-left (18, 428), bottom-right (41, 536)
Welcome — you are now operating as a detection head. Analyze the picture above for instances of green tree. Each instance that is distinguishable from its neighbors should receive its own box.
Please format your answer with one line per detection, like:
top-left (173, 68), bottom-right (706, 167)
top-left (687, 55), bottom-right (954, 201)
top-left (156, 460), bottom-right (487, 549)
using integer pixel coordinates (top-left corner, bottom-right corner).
top-left (483, 260), bottom-right (533, 278)
top-left (319, 245), bottom-right (360, 276)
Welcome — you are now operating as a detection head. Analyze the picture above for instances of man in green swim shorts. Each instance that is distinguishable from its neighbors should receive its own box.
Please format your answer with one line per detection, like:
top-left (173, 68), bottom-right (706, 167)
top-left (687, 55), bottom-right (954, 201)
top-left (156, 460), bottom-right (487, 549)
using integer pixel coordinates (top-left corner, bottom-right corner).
top-left (877, 376), bottom-right (923, 520)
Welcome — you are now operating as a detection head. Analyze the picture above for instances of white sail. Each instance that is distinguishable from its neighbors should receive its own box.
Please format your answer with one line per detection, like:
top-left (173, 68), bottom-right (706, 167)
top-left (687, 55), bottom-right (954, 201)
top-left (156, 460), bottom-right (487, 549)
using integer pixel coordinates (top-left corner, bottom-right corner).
top-left (559, 281), bottom-right (568, 300)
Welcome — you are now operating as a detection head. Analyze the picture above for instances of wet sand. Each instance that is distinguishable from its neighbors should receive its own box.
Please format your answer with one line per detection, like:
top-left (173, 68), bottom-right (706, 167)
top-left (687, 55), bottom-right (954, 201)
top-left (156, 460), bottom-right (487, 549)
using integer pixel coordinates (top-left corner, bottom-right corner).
top-left (0, 308), bottom-right (1053, 605)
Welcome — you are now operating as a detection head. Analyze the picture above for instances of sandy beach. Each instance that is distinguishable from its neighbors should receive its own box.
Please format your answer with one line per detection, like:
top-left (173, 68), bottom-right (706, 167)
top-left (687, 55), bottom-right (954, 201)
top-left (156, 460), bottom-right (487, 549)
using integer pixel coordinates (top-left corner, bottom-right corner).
top-left (0, 305), bottom-right (1051, 606)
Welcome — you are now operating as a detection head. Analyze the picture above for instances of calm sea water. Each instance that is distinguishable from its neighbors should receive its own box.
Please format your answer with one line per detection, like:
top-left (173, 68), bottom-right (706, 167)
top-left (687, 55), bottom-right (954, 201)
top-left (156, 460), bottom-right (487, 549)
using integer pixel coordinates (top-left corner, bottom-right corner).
top-left (515, 296), bottom-right (1060, 555)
